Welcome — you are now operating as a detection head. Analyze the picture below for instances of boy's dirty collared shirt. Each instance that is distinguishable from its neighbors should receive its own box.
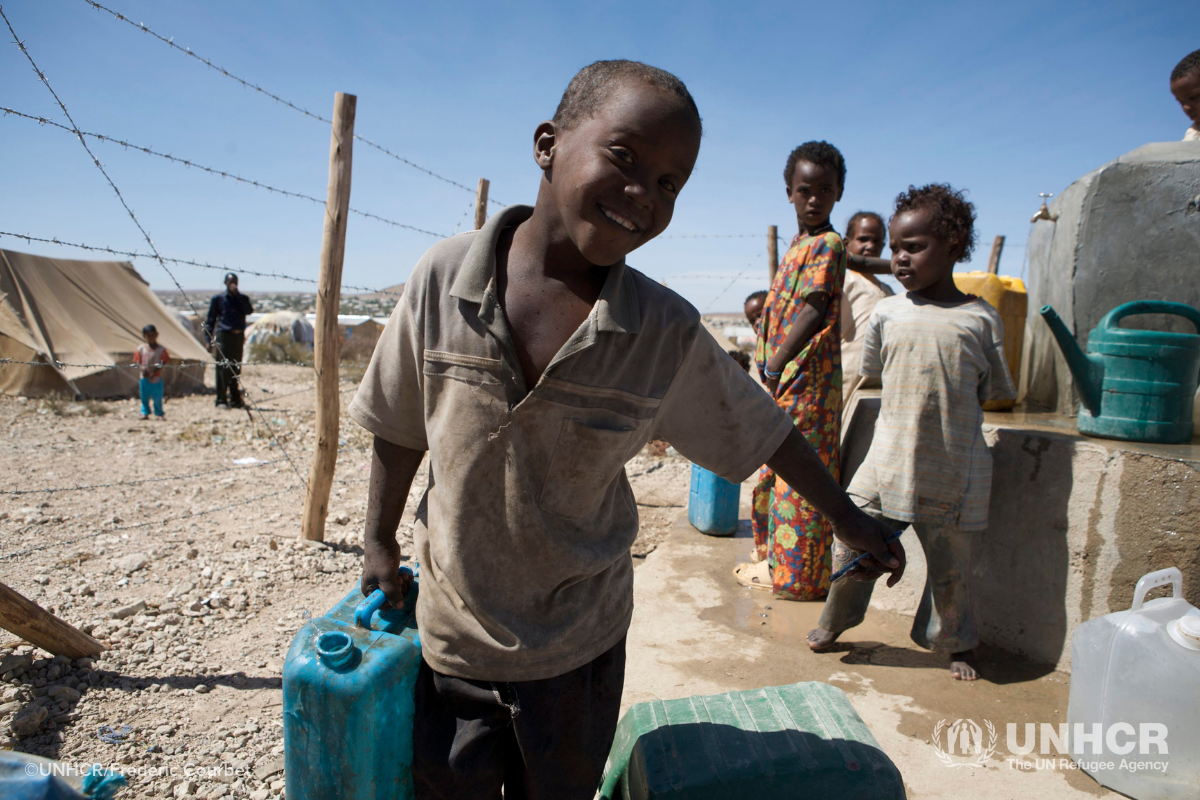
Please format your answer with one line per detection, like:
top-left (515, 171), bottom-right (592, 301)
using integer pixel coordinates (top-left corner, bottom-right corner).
top-left (350, 205), bottom-right (794, 682)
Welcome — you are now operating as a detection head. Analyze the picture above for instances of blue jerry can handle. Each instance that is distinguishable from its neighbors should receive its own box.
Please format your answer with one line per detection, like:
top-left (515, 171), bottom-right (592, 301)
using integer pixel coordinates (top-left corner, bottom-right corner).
top-left (355, 564), bottom-right (417, 630)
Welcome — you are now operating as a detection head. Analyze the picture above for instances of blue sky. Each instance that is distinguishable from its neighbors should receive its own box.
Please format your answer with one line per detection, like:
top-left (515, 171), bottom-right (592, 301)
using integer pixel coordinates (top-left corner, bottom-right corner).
top-left (2, 0), bottom-right (1196, 311)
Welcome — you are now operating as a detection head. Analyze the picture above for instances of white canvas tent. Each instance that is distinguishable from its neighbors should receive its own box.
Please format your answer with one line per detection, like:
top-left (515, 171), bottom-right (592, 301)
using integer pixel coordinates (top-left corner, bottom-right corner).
top-left (0, 248), bottom-right (212, 398)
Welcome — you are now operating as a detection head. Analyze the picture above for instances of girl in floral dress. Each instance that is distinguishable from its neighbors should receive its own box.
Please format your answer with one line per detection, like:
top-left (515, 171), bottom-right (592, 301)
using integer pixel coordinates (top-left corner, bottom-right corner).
top-left (738, 141), bottom-right (847, 600)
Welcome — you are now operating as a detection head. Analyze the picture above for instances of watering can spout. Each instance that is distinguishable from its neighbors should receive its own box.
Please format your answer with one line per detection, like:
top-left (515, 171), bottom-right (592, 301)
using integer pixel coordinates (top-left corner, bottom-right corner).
top-left (1040, 305), bottom-right (1102, 415)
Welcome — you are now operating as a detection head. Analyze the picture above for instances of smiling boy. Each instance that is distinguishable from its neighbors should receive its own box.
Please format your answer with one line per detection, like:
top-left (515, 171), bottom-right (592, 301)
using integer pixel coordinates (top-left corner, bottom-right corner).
top-left (350, 60), bottom-right (902, 799)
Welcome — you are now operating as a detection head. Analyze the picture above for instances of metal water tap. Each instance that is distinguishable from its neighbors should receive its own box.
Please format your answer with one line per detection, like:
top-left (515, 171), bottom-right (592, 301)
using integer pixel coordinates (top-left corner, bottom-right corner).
top-left (1031, 192), bottom-right (1059, 223)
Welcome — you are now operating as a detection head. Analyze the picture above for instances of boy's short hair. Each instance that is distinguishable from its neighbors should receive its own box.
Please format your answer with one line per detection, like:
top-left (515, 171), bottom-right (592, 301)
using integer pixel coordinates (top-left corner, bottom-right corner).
top-left (845, 211), bottom-right (885, 242)
top-left (892, 184), bottom-right (977, 263)
top-left (142, 324), bottom-right (157, 335)
top-left (1171, 49), bottom-right (1200, 82)
top-left (783, 141), bottom-right (846, 191)
top-left (744, 290), bottom-right (768, 305)
top-left (553, 60), bottom-right (702, 134)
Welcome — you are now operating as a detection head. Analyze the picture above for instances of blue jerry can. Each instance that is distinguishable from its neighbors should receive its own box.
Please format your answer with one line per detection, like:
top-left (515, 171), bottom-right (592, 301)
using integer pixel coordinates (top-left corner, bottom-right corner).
top-left (688, 463), bottom-right (740, 536)
top-left (284, 567), bottom-right (421, 799)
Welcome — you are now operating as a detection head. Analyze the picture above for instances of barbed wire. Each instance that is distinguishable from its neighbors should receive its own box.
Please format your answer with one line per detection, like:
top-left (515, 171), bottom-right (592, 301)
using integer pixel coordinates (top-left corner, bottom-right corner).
top-left (702, 250), bottom-right (766, 313)
top-left (0, 485), bottom-right (302, 561)
top-left (1, 106), bottom-right (447, 238)
top-left (351, 134), bottom-right (506, 207)
top-left (0, 459), bottom-right (280, 497)
top-left (0, 231), bottom-right (402, 296)
top-left (662, 273), bottom-right (770, 281)
top-left (2, 8), bottom-right (310, 491)
top-left (661, 233), bottom-right (761, 239)
top-left (0, 357), bottom-right (316, 370)
top-left (450, 197), bottom-right (476, 236)
top-left (80, 0), bottom-right (505, 207)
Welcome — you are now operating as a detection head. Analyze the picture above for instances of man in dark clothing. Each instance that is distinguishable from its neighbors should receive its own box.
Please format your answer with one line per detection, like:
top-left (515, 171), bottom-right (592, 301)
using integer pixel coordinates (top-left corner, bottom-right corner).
top-left (205, 272), bottom-right (254, 409)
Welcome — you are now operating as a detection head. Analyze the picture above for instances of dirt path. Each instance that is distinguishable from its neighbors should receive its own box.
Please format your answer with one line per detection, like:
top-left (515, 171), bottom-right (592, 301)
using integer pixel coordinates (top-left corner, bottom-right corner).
top-left (0, 364), bottom-right (692, 798)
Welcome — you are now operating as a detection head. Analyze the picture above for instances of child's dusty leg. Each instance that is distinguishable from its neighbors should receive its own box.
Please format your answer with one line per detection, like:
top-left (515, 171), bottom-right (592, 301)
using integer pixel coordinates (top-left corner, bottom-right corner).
top-left (908, 523), bottom-right (980, 680)
top-left (152, 382), bottom-right (164, 417)
top-left (139, 378), bottom-right (151, 419)
top-left (809, 540), bottom-right (875, 650)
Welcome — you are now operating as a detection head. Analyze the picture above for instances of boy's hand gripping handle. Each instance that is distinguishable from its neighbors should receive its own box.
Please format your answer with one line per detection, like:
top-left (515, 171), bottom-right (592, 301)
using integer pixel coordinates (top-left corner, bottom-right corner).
top-left (356, 565), bottom-right (415, 630)
top-left (830, 531), bottom-right (904, 583)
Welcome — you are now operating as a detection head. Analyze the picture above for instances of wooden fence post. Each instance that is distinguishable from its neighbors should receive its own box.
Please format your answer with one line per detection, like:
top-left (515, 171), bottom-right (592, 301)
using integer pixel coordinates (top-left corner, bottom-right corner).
top-left (474, 178), bottom-right (490, 230)
top-left (767, 225), bottom-right (778, 284)
top-left (0, 582), bottom-right (104, 658)
top-left (301, 91), bottom-right (356, 543)
top-left (987, 235), bottom-right (1005, 275)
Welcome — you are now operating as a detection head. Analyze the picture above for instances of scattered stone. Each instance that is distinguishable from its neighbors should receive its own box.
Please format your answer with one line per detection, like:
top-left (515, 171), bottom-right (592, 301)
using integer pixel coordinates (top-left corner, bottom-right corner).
top-left (193, 684), bottom-right (210, 694)
top-left (173, 780), bottom-right (198, 798)
top-left (0, 701), bottom-right (20, 720)
top-left (0, 653), bottom-right (32, 674)
top-left (11, 704), bottom-right (48, 737)
top-left (109, 599), bottom-right (147, 620)
top-left (47, 686), bottom-right (81, 703)
top-left (253, 754), bottom-right (285, 781)
top-left (112, 552), bottom-right (149, 575)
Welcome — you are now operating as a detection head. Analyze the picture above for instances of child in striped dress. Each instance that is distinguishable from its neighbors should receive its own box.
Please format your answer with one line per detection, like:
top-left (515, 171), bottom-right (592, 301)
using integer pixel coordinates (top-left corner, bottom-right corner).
top-left (807, 184), bottom-right (1015, 680)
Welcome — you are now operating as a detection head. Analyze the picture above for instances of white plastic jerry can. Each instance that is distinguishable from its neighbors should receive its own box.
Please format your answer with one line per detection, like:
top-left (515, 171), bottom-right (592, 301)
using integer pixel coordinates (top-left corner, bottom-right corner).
top-left (1067, 568), bottom-right (1200, 799)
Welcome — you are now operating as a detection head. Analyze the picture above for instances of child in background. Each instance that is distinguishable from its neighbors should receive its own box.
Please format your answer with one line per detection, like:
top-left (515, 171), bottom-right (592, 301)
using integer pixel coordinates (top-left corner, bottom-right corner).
top-left (808, 184), bottom-right (1016, 681)
top-left (840, 211), bottom-right (893, 411)
top-left (350, 61), bottom-right (901, 798)
top-left (727, 348), bottom-right (752, 372)
top-left (133, 324), bottom-right (169, 421)
top-left (744, 289), bottom-right (767, 330)
top-left (1171, 49), bottom-right (1200, 141)
top-left (738, 141), bottom-right (848, 599)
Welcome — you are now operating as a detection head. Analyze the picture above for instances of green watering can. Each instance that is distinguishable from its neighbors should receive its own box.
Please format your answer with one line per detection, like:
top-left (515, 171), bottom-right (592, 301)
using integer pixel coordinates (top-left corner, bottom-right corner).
top-left (1041, 301), bottom-right (1200, 444)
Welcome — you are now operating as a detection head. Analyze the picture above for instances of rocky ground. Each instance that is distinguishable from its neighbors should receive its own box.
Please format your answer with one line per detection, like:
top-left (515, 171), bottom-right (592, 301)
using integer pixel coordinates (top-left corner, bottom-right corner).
top-left (0, 363), bottom-right (692, 798)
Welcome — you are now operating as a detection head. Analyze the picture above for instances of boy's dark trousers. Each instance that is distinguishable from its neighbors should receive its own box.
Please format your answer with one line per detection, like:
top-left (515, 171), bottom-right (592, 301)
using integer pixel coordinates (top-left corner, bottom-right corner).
top-left (213, 330), bottom-right (245, 408)
top-left (413, 636), bottom-right (625, 800)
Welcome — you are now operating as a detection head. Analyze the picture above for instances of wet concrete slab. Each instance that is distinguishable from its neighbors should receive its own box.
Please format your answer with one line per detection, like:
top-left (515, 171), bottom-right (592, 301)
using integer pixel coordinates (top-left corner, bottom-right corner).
top-left (624, 512), bottom-right (1118, 798)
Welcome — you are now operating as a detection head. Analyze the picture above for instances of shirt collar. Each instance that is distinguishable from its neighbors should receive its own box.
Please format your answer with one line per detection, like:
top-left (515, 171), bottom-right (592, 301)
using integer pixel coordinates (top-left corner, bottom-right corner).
top-left (449, 203), bottom-right (641, 334)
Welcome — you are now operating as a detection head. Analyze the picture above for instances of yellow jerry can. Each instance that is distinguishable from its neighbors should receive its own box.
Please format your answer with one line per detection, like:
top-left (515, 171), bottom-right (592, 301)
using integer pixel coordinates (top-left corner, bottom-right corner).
top-left (953, 272), bottom-right (1027, 410)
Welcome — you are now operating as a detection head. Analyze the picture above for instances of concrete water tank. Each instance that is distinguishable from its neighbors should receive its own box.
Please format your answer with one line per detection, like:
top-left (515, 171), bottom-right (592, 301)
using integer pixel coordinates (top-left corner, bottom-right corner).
top-left (1019, 142), bottom-right (1200, 417)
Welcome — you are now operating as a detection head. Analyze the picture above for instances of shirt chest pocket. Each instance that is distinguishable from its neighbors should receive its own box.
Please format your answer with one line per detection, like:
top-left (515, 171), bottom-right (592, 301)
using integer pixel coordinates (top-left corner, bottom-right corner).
top-left (539, 418), bottom-right (638, 523)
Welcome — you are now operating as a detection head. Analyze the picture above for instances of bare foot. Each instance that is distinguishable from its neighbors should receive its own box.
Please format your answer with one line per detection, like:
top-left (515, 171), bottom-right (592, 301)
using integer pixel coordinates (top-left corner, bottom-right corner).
top-left (807, 627), bottom-right (841, 651)
top-left (950, 652), bottom-right (978, 680)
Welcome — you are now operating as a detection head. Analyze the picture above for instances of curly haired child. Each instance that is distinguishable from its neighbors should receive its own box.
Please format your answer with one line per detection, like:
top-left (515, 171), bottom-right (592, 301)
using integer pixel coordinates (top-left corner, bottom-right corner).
top-left (807, 184), bottom-right (1016, 681)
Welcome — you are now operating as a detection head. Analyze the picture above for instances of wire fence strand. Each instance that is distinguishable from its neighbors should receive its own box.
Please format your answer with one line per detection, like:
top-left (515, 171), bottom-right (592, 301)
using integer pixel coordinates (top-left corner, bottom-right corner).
top-left (2, 7), bottom-right (309, 490)
top-left (0, 231), bottom-right (402, 296)
top-left (0, 459), bottom-right (280, 497)
top-left (0, 485), bottom-right (303, 561)
top-left (81, 0), bottom-right (504, 206)
top-left (1, 106), bottom-right (447, 238)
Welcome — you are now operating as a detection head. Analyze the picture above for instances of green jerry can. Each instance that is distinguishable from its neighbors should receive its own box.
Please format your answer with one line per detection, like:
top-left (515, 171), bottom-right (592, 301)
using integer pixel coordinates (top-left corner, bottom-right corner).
top-left (1041, 301), bottom-right (1200, 444)
top-left (598, 682), bottom-right (906, 799)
